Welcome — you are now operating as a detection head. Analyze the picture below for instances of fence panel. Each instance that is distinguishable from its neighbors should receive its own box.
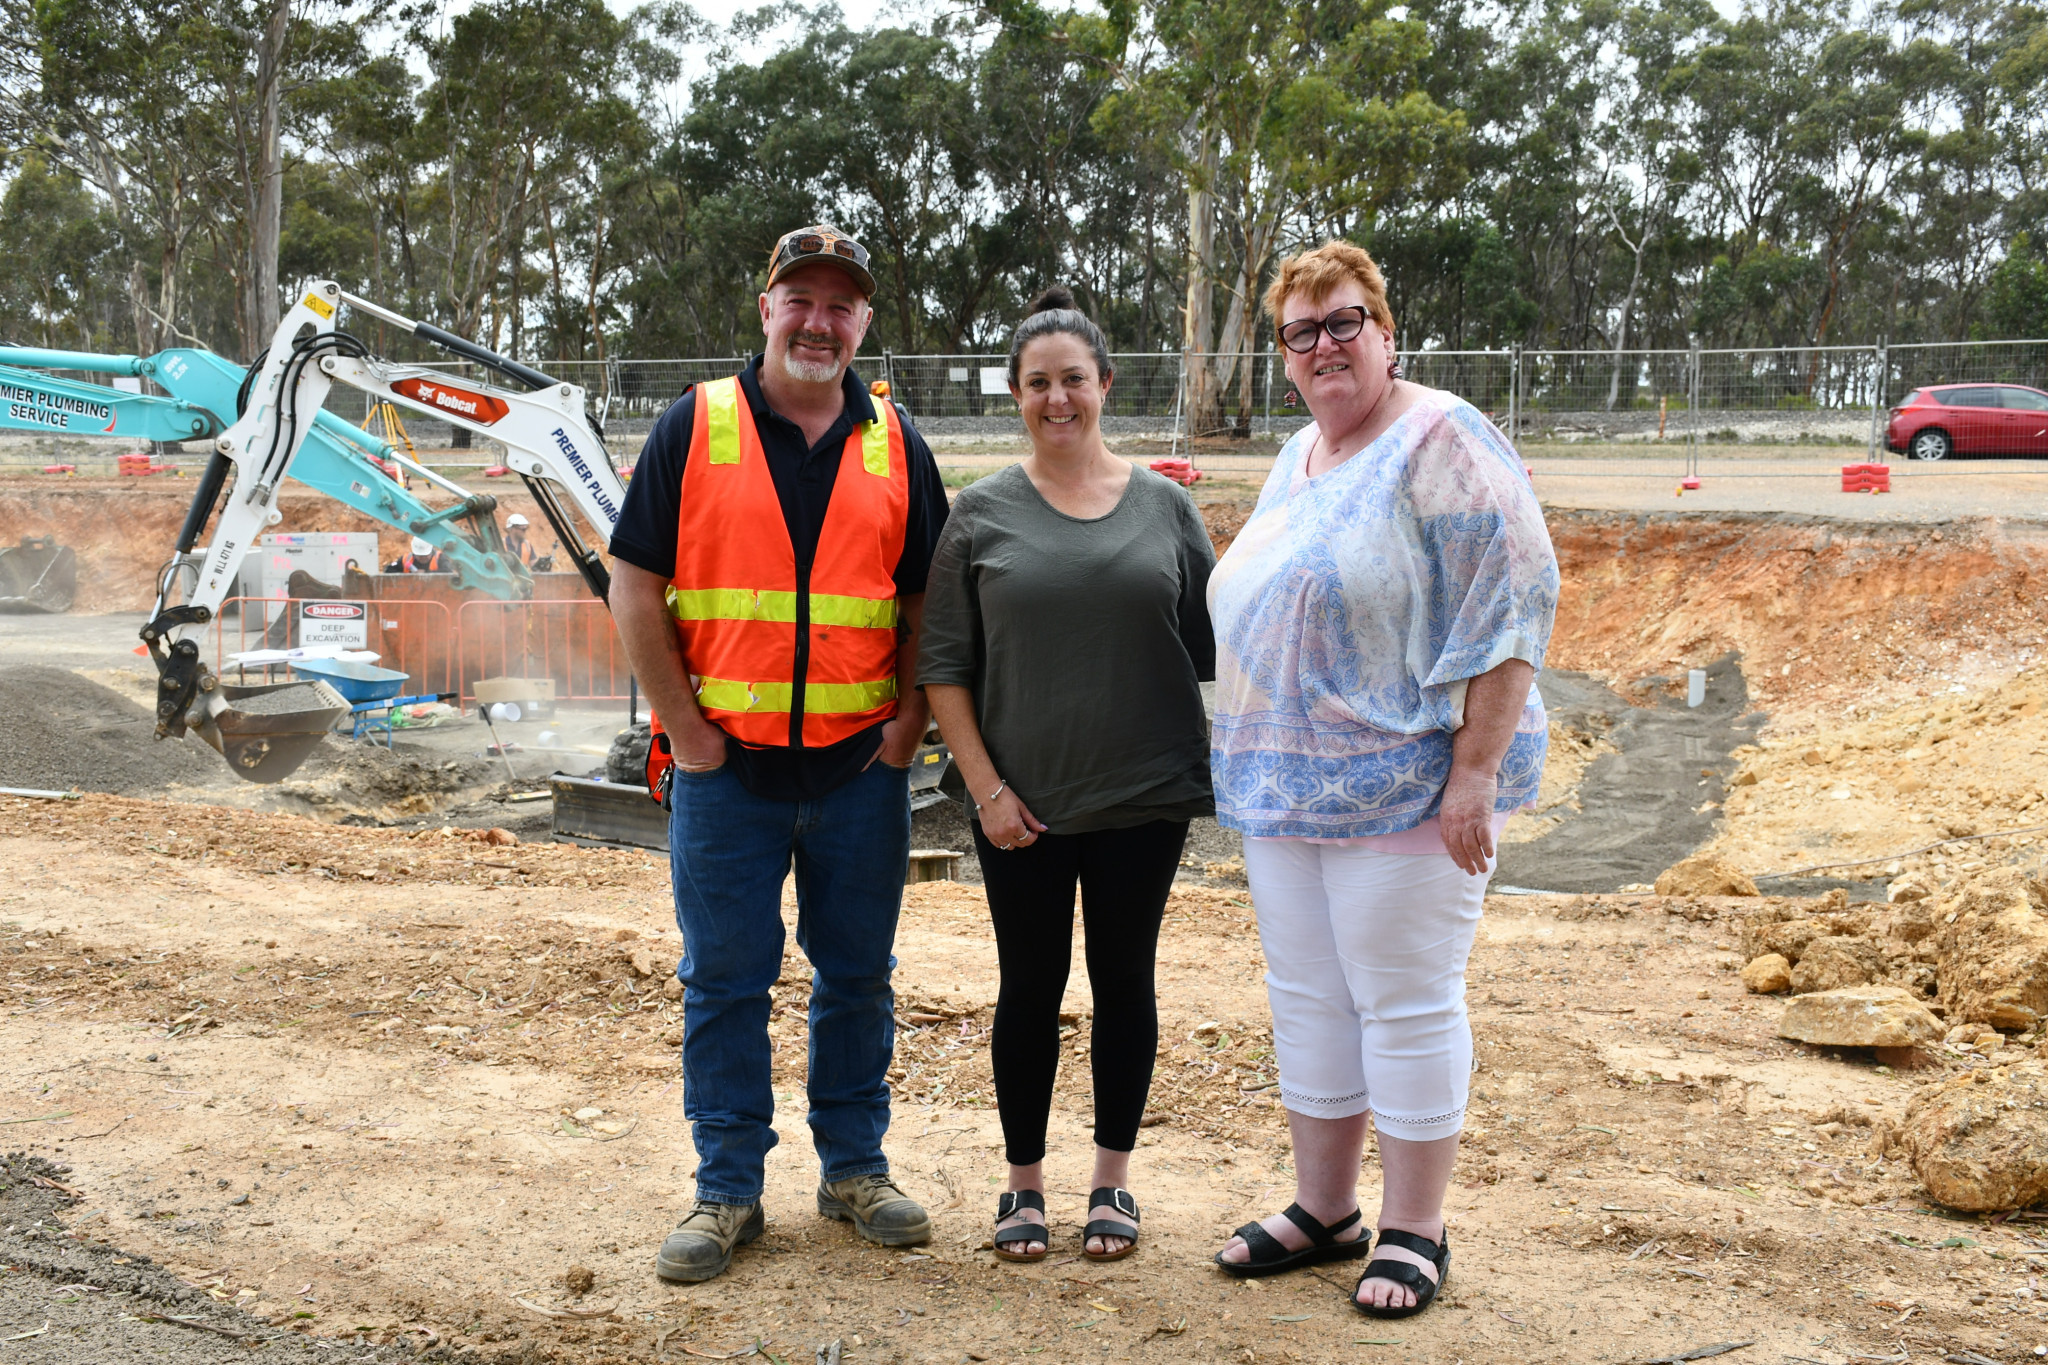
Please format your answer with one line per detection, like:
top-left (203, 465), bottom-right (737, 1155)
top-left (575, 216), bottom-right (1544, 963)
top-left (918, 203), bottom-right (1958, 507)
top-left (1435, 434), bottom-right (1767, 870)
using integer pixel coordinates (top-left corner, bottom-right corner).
top-left (209, 596), bottom-right (456, 698)
top-left (456, 599), bottom-right (631, 705)
top-left (13, 338), bottom-right (2048, 482)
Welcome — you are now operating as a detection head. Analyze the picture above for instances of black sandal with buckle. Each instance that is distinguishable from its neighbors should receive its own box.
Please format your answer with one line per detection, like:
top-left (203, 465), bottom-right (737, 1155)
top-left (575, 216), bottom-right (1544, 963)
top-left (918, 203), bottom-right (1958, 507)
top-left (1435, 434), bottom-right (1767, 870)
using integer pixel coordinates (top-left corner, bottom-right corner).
top-left (1082, 1187), bottom-right (1140, 1262)
top-left (993, 1189), bottom-right (1049, 1263)
top-left (1213, 1202), bottom-right (1370, 1279)
top-left (1353, 1226), bottom-right (1450, 1319)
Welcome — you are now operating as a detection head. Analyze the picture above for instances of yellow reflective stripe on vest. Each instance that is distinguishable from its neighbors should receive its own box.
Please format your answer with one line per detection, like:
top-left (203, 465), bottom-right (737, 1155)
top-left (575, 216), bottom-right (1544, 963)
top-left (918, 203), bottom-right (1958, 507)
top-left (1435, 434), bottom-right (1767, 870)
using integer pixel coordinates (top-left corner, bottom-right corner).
top-left (705, 376), bottom-right (741, 465)
top-left (667, 586), bottom-right (896, 630)
top-left (666, 586), bottom-right (798, 623)
top-left (861, 410), bottom-right (891, 476)
top-left (695, 676), bottom-right (898, 715)
top-left (808, 593), bottom-right (897, 628)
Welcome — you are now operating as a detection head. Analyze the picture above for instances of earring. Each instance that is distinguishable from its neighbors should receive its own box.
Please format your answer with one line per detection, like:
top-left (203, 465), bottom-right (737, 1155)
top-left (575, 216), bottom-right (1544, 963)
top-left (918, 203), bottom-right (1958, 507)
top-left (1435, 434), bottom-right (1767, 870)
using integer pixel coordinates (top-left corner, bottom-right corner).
top-left (1387, 356), bottom-right (1404, 381)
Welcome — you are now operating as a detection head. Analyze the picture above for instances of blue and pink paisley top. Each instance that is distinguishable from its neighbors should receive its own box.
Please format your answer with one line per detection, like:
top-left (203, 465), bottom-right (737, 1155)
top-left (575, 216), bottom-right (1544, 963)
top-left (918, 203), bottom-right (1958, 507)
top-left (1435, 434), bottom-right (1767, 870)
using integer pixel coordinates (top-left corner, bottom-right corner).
top-left (1207, 389), bottom-right (1559, 840)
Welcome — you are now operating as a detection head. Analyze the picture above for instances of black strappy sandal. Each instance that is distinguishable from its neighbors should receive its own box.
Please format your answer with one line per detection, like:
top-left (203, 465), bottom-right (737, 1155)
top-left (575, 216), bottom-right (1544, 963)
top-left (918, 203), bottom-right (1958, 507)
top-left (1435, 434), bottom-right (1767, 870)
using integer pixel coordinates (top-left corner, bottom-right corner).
top-left (1213, 1202), bottom-right (1370, 1279)
top-left (1353, 1226), bottom-right (1450, 1319)
top-left (992, 1189), bottom-right (1049, 1263)
top-left (1082, 1186), bottom-right (1140, 1262)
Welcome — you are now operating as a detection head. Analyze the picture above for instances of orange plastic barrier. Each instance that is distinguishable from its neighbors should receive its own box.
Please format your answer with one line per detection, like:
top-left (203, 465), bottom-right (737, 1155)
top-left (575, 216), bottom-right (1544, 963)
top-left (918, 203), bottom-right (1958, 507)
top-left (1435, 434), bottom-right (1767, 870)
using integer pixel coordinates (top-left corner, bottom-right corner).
top-left (456, 598), bottom-right (631, 705)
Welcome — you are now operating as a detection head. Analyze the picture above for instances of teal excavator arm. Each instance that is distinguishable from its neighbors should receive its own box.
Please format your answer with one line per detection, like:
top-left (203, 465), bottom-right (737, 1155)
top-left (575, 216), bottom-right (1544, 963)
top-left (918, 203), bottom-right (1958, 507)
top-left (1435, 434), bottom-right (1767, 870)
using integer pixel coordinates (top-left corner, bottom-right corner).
top-left (0, 346), bottom-right (531, 598)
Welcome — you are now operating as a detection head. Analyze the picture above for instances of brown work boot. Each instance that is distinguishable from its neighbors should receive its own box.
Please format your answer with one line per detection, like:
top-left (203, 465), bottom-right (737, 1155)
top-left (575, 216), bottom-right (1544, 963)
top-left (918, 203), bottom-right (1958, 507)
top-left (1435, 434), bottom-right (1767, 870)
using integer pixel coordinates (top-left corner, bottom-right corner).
top-left (817, 1173), bottom-right (932, 1246)
top-left (654, 1199), bottom-right (764, 1283)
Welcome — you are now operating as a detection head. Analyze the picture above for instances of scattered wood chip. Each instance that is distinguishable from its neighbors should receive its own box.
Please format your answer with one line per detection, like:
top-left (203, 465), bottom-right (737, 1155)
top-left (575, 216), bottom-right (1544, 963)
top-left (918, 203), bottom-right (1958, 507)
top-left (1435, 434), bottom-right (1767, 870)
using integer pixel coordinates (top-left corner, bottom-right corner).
top-left (1630, 1341), bottom-right (1752, 1365)
top-left (679, 1338), bottom-right (768, 1360)
top-left (512, 1294), bottom-right (616, 1319)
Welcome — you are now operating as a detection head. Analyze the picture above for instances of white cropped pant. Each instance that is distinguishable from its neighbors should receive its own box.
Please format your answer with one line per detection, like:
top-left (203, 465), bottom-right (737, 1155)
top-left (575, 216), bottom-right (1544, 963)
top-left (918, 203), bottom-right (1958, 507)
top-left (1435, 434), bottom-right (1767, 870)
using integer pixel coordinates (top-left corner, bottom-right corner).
top-left (1242, 837), bottom-right (1490, 1142)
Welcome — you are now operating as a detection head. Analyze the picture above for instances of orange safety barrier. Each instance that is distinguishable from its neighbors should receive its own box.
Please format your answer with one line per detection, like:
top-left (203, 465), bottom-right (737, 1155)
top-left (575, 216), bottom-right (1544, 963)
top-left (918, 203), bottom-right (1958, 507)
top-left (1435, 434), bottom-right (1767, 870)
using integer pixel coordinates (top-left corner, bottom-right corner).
top-left (212, 596), bottom-right (457, 698)
top-left (455, 598), bottom-right (632, 706)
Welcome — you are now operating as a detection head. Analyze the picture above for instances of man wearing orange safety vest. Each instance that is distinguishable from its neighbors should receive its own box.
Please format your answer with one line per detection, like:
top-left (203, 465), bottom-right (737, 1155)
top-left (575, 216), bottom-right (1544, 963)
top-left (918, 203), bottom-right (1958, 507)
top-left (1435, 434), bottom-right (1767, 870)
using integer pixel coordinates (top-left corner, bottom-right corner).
top-left (504, 513), bottom-right (538, 567)
top-left (610, 226), bottom-right (949, 1285)
top-left (385, 536), bottom-right (442, 573)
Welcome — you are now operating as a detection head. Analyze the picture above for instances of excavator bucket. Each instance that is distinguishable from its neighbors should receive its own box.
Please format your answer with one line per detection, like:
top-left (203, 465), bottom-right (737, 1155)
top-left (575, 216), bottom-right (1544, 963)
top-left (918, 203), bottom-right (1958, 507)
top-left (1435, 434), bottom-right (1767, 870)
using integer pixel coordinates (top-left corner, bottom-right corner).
top-left (190, 679), bottom-right (351, 783)
top-left (0, 536), bottom-right (77, 614)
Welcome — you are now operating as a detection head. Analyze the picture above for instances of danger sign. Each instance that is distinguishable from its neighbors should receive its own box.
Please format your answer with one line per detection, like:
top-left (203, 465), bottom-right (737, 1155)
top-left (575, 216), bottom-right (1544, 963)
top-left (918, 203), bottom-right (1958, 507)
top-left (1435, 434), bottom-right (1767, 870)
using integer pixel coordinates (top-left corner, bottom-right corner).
top-left (298, 599), bottom-right (369, 649)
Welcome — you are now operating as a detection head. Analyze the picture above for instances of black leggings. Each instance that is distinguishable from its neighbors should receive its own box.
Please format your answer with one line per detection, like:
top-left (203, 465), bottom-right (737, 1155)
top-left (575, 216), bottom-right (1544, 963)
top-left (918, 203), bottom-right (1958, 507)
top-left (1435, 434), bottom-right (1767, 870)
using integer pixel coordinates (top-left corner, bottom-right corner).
top-left (974, 818), bottom-right (1188, 1166)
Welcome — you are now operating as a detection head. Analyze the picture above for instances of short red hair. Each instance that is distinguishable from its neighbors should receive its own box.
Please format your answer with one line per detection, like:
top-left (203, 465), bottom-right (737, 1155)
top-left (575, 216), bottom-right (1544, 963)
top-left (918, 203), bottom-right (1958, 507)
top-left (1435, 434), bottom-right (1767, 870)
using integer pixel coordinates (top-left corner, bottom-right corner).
top-left (1265, 241), bottom-right (1394, 341)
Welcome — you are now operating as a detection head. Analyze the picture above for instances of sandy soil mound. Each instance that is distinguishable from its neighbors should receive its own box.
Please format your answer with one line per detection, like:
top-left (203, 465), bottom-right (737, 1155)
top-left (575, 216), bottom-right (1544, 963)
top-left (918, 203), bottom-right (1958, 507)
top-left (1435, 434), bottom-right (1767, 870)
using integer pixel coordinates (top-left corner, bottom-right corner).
top-left (1705, 660), bottom-right (2048, 885)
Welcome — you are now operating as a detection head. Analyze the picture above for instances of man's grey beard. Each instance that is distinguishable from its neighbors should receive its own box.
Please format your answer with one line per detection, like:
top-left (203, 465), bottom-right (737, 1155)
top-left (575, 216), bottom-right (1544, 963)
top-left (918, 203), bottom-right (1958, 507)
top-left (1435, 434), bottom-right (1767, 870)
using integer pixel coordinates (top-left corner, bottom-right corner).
top-left (777, 340), bottom-right (844, 385)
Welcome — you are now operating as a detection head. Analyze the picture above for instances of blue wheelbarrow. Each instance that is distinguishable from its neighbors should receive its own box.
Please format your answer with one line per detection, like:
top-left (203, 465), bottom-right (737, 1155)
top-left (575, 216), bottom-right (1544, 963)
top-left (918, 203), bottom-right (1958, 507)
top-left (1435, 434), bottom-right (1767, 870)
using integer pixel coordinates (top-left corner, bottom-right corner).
top-left (287, 658), bottom-right (450, 747)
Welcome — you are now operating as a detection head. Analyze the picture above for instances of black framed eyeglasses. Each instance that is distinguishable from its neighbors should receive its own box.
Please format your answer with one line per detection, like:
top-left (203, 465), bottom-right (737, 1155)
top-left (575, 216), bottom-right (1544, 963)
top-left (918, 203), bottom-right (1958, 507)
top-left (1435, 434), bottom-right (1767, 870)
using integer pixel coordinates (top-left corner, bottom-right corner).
top-left (1279, 305), bottom-right (1370, 354)
top-left (774, 231), bottom-right (870, 270)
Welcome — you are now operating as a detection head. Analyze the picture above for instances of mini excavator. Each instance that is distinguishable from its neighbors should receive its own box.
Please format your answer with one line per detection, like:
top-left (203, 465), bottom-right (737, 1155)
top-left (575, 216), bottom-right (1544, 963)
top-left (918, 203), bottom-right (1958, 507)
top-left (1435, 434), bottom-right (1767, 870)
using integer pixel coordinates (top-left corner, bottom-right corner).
top-left (131, 282), bottom-right (626, 782)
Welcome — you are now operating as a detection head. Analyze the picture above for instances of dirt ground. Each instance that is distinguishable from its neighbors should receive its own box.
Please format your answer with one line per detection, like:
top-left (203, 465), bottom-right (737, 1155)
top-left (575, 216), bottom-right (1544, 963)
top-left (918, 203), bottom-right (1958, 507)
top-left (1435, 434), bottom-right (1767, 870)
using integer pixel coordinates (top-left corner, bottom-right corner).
top-left (8, 795), bottom-right (2048, 1365)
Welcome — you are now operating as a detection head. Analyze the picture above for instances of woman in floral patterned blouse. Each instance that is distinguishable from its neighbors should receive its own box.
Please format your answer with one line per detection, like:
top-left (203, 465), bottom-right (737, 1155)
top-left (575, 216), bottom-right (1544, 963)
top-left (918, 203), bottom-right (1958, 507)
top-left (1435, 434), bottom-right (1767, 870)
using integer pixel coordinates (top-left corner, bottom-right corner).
top-left (1208, 241), bottom-right (1558, 1321)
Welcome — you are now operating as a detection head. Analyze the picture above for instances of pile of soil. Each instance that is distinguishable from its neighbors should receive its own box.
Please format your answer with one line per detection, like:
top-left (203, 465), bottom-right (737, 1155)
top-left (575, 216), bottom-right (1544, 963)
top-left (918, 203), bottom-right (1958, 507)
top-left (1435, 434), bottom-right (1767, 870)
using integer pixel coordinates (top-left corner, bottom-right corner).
top-left (276, 738), bottom-right (498, 814)
top-left (0, 664), bottom-right (226, 793)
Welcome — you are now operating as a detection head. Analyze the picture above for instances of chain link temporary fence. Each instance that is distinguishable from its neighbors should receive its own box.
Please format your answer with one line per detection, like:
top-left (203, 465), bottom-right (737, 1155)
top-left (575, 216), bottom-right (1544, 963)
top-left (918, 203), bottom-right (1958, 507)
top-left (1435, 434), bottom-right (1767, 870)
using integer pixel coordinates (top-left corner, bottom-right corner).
top-left (8, 339), bottom-right (2048, 484)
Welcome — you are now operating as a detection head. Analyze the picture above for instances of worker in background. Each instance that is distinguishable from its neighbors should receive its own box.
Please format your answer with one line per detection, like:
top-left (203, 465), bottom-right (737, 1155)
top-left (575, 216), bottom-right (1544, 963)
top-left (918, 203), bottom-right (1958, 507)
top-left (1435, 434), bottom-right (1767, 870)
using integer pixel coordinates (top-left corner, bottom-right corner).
top-left (610, 225), bottom-right (950, 1285)
top-left (386, 537), bottom-right (442, 573)
top-left (505, 513), bottom-right (538, 567)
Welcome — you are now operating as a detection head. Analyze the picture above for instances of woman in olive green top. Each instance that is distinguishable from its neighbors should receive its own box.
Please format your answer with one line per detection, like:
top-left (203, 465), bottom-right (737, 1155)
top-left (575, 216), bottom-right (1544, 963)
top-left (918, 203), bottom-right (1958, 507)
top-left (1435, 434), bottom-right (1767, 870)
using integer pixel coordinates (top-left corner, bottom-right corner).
top-left (920, 287), bottom-right (1215, 1266)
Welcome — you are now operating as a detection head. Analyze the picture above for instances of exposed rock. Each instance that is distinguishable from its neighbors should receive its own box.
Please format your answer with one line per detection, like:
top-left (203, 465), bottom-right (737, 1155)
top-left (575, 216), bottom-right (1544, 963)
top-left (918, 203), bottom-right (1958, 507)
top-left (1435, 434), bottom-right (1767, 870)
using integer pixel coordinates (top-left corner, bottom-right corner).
top-left (1777, 984), bottom-right (1943, 1049)
top-left (1655, 853), bottom-right (1759, 898)
top-left (1875, 898), bottom-right (1938, 946)
top-left (1902, 1066), bottom-right (2048, 1211)
top-left (1741, 953), bottom-right (1793, 994)
top-left (1790, 935), bottom-right (1883, 994)
top-left (1745, 916), bottom-right (1831, 964)
top-left (1935, 869), bottom-right (2048, 1030)
top-left (1888, 877), bottom-right (1933, 905)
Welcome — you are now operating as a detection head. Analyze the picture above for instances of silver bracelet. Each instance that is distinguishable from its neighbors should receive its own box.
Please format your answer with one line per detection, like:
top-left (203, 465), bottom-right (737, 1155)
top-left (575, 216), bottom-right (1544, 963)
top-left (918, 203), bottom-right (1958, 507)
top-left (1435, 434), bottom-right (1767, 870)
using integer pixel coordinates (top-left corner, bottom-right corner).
top-left (974, 779), bottom-right (1008, 812)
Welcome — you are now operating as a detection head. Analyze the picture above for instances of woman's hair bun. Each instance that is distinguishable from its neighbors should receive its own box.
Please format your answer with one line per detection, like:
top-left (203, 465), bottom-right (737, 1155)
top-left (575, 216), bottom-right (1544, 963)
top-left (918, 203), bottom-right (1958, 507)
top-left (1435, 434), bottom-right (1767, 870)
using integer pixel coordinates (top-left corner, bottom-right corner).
top-left (1029, 285), bottom-right (1078, 316)
top-left (1007, 284), bottom-right (1113, 386)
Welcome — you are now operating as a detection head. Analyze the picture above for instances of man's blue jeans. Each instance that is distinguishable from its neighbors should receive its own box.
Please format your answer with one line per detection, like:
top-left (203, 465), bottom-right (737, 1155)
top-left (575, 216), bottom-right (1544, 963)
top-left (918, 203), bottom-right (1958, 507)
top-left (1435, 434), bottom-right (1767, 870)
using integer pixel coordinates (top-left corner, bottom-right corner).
top-left (667, 758), bottom-right (909, 1205)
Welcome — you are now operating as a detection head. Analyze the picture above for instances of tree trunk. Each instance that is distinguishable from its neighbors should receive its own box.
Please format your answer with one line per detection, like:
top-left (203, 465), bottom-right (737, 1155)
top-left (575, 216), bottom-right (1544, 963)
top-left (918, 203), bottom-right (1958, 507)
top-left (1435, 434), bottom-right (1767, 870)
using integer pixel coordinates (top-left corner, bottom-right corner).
top-left (243, 0), bottom-right (290, 356)
top-left (1136, 192), bottom-right (1155, 354)
top-left (1180, 120), bottom-right (1220, 435)
top-left (83, 135), bottom-right (156, 354)
top-left (1603, 190), bottom-right (1652, 412)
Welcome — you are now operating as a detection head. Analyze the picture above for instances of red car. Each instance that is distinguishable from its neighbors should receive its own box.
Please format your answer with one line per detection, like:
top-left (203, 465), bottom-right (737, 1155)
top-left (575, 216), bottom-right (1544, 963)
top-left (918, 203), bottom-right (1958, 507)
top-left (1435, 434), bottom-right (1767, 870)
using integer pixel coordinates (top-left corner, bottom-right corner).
top-left (1887, 383), bottom-right (2048, 460)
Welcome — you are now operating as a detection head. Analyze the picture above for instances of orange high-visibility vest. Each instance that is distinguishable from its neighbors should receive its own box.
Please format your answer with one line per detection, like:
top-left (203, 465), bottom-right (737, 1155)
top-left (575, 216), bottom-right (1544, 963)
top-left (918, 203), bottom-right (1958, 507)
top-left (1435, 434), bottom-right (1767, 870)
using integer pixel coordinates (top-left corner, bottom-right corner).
top-left (656, 374), bottom-right (907, 754)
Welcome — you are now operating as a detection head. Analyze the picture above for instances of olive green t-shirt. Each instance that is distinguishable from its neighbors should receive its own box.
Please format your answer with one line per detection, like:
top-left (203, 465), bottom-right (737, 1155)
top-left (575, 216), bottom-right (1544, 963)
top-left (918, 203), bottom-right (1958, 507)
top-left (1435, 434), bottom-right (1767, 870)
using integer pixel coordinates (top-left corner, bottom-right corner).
top-left (917, 462), bottom-right (1216, 835)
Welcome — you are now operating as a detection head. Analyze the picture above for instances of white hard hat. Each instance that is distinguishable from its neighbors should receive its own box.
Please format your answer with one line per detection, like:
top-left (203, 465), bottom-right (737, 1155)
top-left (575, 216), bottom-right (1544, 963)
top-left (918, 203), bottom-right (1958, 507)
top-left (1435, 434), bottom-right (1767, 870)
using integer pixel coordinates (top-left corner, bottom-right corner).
top-left (410, 537), bottom-right (434, 556)
top-left (506, 513), bottom-right (529, 528)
